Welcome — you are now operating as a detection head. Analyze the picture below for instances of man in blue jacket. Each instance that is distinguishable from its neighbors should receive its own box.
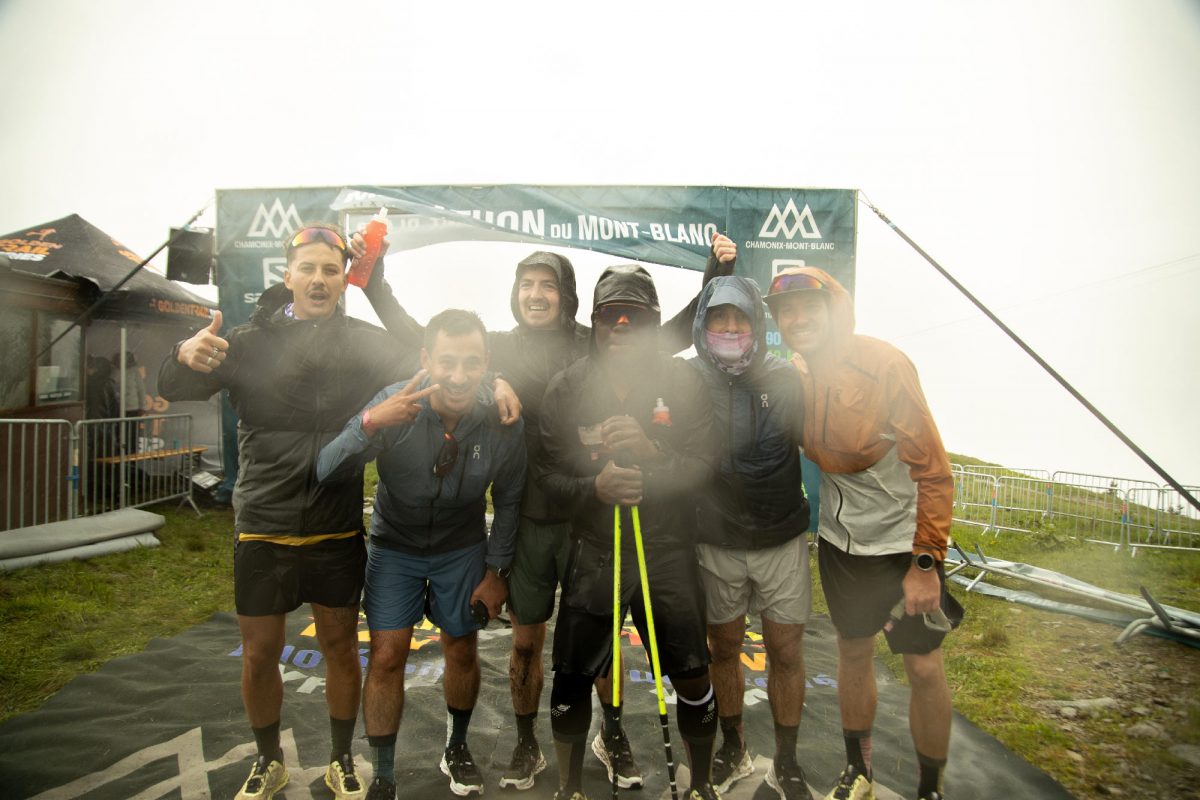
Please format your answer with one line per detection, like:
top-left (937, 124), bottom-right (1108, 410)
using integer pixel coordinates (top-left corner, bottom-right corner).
top-left (689, 267), bottom-right (812, 800)
top-left (317, 309), bottom-right (527, 800)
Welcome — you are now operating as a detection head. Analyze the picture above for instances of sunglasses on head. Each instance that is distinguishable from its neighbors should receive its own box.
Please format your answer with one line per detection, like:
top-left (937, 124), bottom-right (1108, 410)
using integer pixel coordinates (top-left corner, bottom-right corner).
top-left (592, 304), bottom-right (654, 329)
top-left (768, 272), bottom-right (825, 296)
top-left (433, 432), bottom-right (459, 478)
top-left (286, 227), bottom-right (348, 255)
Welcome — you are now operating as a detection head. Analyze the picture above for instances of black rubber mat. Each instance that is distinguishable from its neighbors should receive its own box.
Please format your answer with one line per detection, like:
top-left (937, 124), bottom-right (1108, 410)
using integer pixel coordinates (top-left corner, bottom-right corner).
top-left (0, 609), bottom-right (1072, 799)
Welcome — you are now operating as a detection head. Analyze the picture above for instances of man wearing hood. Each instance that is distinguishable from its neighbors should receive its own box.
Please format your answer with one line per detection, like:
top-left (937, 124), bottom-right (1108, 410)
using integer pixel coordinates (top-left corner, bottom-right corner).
top-left (359, 240), bottom-right (729, 792)
top-left (534, 264), bottom-right (721, 800)
top-left (159, 224), bottom-right (418, 800)
top-left (689, 263), bottom-right (812, 799)
top-left (766, 267), bottom-right (958, 800)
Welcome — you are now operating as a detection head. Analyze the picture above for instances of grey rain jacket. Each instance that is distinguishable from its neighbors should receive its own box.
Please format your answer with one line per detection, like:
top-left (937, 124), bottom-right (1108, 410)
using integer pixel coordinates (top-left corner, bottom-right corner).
top-left (316, 379), bottom-right (526, 569)
top-left (690, 276), bottom-right (809, 549)
top-left (158, 284), bottom-right (417, 537)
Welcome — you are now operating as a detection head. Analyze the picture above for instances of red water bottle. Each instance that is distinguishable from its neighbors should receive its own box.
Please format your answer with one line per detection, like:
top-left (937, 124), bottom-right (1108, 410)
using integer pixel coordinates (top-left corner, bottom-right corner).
top-left (347, 208), bottom-right (389, 287)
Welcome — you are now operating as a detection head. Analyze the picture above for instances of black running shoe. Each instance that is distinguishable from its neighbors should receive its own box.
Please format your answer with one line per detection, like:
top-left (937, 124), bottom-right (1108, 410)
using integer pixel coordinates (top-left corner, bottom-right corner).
top-left (498, 737), bottom-right (546, 790)
top-left (365, 776), bottom-right (396, 800)
top-left (591, 730), bottom-right (644, 788)
top-left (440, 741), bottom-right (485, 796)
top-left (711, 737), bottom-right (753, 792)
top-left (766, 758), bottom-right (809, 800)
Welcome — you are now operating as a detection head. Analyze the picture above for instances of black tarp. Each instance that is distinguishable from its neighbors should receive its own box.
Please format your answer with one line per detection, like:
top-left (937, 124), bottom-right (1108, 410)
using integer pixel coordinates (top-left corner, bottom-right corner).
top-left (0, 610), bottom-right (1072, 800)
top-left (0, 214), bottom-right (214, 326)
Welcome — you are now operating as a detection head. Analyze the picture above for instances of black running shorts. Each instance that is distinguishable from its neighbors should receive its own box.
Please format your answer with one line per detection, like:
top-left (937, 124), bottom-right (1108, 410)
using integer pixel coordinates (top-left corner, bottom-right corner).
top-left (234, 535), bottom-right (367, 616)
top-left (552, 537), bottom-right (709, 678)
top-left (817, 537), bottom-right (963, 655)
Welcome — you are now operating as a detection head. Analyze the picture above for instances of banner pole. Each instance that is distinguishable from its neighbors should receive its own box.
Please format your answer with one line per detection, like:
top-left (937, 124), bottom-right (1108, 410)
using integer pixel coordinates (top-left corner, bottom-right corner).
top-left (861, 195), bottom-right (1199, 513)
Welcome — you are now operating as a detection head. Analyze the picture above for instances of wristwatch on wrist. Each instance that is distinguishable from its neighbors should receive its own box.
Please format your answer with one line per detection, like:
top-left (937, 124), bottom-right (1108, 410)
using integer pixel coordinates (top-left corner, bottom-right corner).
top-left (487, 564), bottom-right (511, 580)
top-left (912, 552), bottom-right (937, 572)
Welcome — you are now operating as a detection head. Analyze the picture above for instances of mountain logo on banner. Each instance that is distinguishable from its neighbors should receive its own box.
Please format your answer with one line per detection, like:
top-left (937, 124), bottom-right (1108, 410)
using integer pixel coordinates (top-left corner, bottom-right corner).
top-left (758, 199), bottom-right (822, 240)
top-left (247, 199), bottom-right (303, 239)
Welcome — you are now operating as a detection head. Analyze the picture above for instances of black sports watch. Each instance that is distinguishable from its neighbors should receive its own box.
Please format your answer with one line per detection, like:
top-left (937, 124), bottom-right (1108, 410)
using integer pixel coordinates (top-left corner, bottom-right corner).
top-left (912, 552), bottom-right (937, 572)
top-left (487, 564), bottom-right (511, 580)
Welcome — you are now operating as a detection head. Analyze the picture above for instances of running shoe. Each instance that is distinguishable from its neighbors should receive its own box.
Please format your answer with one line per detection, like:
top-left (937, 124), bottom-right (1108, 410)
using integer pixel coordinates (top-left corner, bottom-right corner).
top-left (235, 756), bottom-right (288, 800)
top-left (365, 777), bottom-right (396, 800)
top-left (498, 737), bottom-right (546, 790)
top-left (441, 741), bottom-right (485, 796)
top-left (552, 790), bottom-right (589, 800)
top-left (711, 737), bottom-right (753, 792)
top-left (325, 753), bottom-right (365, 799)
top-left (685, 783), bottom-right (723, 800)
top-left (591, 730), bottom-right (644, 788)
top-left (766, 759), bottom-right (809, 800)
top-left (824, 764), bottom-right (875, 800)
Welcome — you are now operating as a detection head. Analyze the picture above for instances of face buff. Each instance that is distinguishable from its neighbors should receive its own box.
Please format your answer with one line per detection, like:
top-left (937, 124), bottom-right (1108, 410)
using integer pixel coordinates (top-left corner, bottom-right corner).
top-left (705, 330), bottom-right (755, 375)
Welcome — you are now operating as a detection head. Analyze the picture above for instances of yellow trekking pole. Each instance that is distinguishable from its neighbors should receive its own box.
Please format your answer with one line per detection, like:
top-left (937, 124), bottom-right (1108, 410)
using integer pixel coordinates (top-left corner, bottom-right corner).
top-left (631, 505), bottom-right (678, 800)
top-left (611, 505), bottom-right (622, 799)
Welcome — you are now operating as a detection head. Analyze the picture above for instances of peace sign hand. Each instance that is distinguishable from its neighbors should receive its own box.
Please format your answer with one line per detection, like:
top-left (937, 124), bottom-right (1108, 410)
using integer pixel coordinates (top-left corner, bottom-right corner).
top-left (364, 369), bottom-right (440, 432)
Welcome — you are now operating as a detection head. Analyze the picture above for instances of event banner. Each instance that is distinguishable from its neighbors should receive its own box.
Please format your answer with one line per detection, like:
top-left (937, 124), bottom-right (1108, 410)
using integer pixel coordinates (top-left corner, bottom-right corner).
top-left (215, 185), bottom-right (858, 332)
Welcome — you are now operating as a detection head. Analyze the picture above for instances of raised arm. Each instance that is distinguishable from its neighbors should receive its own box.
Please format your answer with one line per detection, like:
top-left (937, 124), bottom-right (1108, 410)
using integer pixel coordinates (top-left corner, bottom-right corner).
top-left (350, 231), bottom-right (426, 350)
top-left (659, 232), bottom-right (737, 354)
top-left (316, 373), bottom-right (440, 483)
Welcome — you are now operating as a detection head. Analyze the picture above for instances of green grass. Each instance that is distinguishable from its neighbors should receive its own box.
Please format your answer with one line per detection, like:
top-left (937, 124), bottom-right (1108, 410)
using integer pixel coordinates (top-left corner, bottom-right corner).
top-left (0, 505), bottom-right (235, 722)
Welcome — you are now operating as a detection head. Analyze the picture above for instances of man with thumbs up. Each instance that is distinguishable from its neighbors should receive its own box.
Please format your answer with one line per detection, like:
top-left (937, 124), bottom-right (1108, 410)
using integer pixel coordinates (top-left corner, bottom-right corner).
top-left (160, 223), bottom-right (418, 800)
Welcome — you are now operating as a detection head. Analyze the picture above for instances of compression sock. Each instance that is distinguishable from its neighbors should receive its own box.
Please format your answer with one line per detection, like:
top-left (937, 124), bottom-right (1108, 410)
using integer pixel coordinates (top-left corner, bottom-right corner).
top-left (917, 751), bottom-right (946, 798)
top-left (844, 728), bottom-right (873, 775)
top-left (676, 684), bottom-right (718, 786)
top-left (446, 705), bottom-right (474, 749)
top-left (368, 733), bottom-right (397, 782)
top-left (774, 721), bottom-right (800, 765)
top-left (516, 710), bottom-right (538, 743)
top-left (600, 700), bottom-right (622, 737)
top-left (719, 713), bottom-right (745, 749)
top-left (251, 720), bottom-right (283, 763)
top-left (330, 715), bottom-right (356, 762)
top-left (550, 672), bottom-right (592, 790)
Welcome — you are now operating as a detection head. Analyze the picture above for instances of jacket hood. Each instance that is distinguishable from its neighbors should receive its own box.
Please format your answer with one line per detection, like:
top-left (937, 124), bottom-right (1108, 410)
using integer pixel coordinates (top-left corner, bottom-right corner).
top-left (592, 264), bottom-right (660, 313)
top-left (588, 264), bottom-right (661, 357)
top-left (692, 275), bottom-right (767, 373)
top-left (769, 266), bottom-right (855, 362)
top-left (509, 251), bottom-right (581, 331)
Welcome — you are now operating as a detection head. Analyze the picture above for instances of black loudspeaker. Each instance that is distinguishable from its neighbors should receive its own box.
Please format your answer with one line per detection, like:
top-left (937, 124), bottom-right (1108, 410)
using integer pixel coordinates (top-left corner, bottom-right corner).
top-left (167, 227), bottom-right (214, 284)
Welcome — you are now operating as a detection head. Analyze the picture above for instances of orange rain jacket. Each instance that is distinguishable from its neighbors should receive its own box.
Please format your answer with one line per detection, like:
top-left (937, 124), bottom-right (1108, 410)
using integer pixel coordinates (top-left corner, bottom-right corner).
top-left (785, 267), bottom-right (953, 560)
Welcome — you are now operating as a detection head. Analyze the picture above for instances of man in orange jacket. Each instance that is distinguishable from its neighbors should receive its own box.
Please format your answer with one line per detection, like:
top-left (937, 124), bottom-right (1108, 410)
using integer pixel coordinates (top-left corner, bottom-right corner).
top-left (766, 267), bottom-right (961, 800)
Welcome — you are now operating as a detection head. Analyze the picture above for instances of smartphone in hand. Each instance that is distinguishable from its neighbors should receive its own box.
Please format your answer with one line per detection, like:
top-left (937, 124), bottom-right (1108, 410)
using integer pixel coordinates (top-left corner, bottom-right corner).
top-left (471, 599), bottom-right (490, 629)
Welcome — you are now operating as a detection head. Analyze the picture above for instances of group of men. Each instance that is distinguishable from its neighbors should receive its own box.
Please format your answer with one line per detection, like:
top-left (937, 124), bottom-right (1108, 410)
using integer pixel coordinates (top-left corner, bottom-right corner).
top-left (160, 220), bottom-right (959, 800)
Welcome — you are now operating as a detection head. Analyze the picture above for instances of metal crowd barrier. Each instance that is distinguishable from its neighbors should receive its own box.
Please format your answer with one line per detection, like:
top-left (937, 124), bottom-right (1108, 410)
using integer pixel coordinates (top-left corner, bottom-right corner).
top-left (77, 414), bottom-right (204, 518)
top-left (951, 464), bottom-right (1199, 554)
top-left (0, 414), bottom-right (203, 533)
top-left (0, 419), bottom-right (75, 531)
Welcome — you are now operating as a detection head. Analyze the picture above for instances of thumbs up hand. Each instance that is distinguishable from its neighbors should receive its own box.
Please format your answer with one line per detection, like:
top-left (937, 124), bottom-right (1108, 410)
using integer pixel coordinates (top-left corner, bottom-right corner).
top-left (177, 310), bottom-right (231, 374)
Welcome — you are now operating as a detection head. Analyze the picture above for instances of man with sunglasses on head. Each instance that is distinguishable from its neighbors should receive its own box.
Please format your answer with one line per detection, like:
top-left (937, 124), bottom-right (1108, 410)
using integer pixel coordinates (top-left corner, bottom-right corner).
top-left (534, 265), bottom-right (722, 800)
top-left (160, 223), bottom-right (419, 800)
top-left (354, 236), bottom-right (733, 793)
top-left (765, 268), bottom-right (959, 800)
top-left (317, 309), bottom-right (527, 800)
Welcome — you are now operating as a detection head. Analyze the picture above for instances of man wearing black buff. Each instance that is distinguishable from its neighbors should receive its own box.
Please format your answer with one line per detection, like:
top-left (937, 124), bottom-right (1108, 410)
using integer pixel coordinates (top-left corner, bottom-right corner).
top-left (534, 264), bottom-right (720, 800)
